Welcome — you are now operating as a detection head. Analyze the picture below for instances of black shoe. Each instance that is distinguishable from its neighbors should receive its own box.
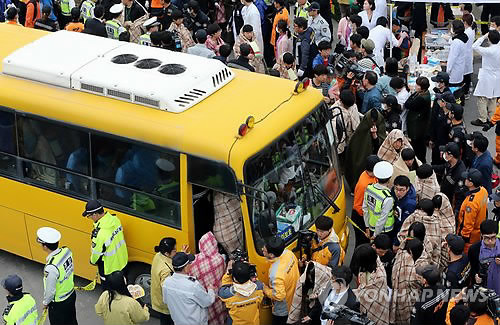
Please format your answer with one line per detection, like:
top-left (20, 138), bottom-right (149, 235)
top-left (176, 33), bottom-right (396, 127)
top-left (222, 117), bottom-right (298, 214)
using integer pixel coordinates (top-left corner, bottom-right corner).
top-left (471, 119), bottom-right (488, 127)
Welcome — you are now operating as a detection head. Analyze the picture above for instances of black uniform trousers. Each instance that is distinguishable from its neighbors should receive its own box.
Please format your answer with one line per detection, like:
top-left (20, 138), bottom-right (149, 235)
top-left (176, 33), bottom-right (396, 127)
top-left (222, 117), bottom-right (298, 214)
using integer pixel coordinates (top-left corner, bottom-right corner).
top-left (48, 290), bottom-right (78, 325)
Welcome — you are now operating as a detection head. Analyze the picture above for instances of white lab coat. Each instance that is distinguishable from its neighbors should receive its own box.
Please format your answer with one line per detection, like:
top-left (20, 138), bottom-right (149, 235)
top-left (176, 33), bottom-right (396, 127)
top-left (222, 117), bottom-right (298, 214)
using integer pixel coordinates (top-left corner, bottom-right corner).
top-left (446, 36), bottom-right (467, 84)
top-left (374, 0), bottom-right (387, 21)
top-left (241, 3), bottom-right (264, 56)
top-left (359, 10), bottom-right (380, 30)
top-left (464, 27), bottom-right (475, 75)
top-left (473, 35), bottom-right (500, 98)
top-left (369, 25), bottom-right (398, 67)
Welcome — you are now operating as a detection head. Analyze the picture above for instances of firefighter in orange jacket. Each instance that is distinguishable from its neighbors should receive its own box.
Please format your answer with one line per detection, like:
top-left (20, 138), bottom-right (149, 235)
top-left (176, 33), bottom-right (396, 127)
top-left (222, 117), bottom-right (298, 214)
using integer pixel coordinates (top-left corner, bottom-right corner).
top-left (482, 101), bottom-right (500, 169)
top-left (310, 215), bottom-right (344, 268)
top-left (457, 169), bottom-right (488, 253)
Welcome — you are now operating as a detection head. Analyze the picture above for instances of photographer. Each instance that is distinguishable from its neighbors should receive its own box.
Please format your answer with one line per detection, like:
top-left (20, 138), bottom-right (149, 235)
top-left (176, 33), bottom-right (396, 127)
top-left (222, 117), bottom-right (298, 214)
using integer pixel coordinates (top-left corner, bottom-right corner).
top-left (412, 264), bottom-right (449, 325)
top-left (360, 71), bottom-right (382, 114)
top-left (446, 287), bottom-right (498, 325)
top-left (218, 261), bottom-right (264, 325)
top-left (468, 220), bottom-right (500, 295)
top-left (310, 215), bottom-right (343, 268)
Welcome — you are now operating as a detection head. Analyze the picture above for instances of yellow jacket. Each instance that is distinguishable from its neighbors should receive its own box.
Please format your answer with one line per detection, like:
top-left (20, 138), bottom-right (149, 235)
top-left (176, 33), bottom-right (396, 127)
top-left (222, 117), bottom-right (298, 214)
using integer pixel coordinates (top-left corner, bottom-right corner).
top-left (219, 273), bottom-right (264, 325)
top-left (151, 252), bottom-right (173, 315)
top-left (95, 291), bottom-right (150, 325)
top-left (263, 249), bottom-right (299, 316)
top-left (311, 231), bottom-right (344, 267)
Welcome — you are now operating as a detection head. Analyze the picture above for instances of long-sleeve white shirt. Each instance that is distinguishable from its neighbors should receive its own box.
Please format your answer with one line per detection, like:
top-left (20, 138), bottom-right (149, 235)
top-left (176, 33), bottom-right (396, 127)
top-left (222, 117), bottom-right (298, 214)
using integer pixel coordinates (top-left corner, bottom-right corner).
top-left (472, 34), bottom-right (500, 98)
top-left (369, 25), bottom-right (398, 67)
top-left (446, 36), bottom-right (467, 84)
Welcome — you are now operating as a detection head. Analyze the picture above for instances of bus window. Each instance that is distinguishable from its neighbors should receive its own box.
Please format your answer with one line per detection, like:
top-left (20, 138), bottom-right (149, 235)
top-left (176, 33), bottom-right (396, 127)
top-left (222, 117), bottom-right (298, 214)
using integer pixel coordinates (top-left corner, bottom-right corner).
top-left (187, 155), bottom-right (238, 195)
top-left (244, 105), bottom-right (342, 254)
top-left (91, 134), bottom-right (181, 228)
top-left (0, 109), bottom-right (16, 176)
top-left (17, 115), bottom-right (90, 195)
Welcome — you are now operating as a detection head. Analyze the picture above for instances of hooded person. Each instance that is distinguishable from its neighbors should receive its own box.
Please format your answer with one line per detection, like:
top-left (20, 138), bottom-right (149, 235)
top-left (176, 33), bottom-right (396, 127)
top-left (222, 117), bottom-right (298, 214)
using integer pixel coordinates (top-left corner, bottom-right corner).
top-left (329, 89), bottom-right (361, 160)
top-left (189, 232), bottom-right (227, 325)
top-left (415, 164), bottom-right (441, 201)
top-left (233, 24), bottom-right (266, 73)
top-left (213, 191), bottom-right (244, 254)
top-left (391, 147), bottom-right (421, 187)
top-left (377, 129), bottom-right (412, 164)
top-left (344, 109), bottom-right (386, 190)
top-left (287, 261), bottom-right (332, 324)
top-left (433, 193), bottom-right (457, 270)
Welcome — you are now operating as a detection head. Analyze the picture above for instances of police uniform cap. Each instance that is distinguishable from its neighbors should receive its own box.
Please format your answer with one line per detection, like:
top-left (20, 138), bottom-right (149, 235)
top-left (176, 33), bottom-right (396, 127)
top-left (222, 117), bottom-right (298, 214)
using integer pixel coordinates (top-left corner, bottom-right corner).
top-left (416, 264), bottom-right (440, 284)
top-left (315, 215), bottom-right (333, 231)
top-left (431, 71), bottom-right (450, 84)
top-left (373, 161), bottom-right (393, 179)
top-left (1, 275), bottom-right (22, 294)
top-left (143, 16), bottom-right (160, 28)
top-left (110, 3), bottom-right (124, 14)
top-left (307, 2), bottom-right (320, 11)
top-left (172, 252), bottom-right (195, 269)
top-left (439, 142), bottom-right (460, 158)
top-left (461, 168), bottom-right (482, 186)
top-left (361, 39), bottom-right (375, 52)
top-left (490, 188), bottom-right (500, 202)
top-left (6, 7), bottom-right (18, 20)
top-left (445, 234), bottom-right (465, 255)
top-left (381, 95), bottom-right (398, 107)
top-left (37, 227), bottom-right (61, 244)
top-left (82, 199), bottom-right (103, 216)
top-left (446, 103), bottom-right (463, 117)
top-left (366, 155), bottom-right (380, 172)
top-left (416, 164), bottom-right (433, 179)
top-left (155, 158), bottom-right (175, 172)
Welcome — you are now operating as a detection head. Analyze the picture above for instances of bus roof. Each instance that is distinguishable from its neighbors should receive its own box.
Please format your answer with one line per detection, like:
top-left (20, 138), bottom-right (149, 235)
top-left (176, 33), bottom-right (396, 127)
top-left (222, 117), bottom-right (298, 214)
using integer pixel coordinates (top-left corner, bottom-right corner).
top-left (0, 25), bottom-right (323, 174)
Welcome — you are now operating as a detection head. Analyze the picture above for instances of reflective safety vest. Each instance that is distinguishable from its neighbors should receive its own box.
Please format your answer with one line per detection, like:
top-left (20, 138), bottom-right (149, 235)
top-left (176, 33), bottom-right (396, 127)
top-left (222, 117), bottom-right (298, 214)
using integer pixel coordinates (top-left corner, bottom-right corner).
top-left (80, 0), bottom-right (95, 23)
top-left (139, 33), bottom-right (151, 46)
top-left (365, 184), bottom-right (395, 233)
top-left (44, 247), bottom-right (75, 302)
top-left (90, 212), bottom-right (128, 275)
top-left (294, 2), bottom-right (310, 18)
top-left (2, 294), bottom-right (38, 325)
top-left (60, 0), bottom-right (70, 16)
top-left (105, 19), bottom-right (122, 40)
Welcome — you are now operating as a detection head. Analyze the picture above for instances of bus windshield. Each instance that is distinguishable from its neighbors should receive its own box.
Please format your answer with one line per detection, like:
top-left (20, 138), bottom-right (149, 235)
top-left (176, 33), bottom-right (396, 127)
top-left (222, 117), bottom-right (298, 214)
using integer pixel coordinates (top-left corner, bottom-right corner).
top-left (244, 103), bottom-right (342, 254)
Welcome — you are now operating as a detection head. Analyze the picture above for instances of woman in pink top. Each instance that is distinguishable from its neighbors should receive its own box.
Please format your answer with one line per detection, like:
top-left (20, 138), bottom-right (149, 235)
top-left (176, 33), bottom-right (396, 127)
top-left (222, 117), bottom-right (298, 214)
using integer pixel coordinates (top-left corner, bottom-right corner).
top-left (205, 23), bottom-right (225, 56)
top-left (275, 19), bottom-right (292, 64)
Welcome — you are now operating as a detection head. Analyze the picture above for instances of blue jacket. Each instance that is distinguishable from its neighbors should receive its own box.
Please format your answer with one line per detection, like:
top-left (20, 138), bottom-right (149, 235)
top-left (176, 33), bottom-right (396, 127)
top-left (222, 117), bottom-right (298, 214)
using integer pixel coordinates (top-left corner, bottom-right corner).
top-left (254, 0), bottom-right (267, 27)
top-left (360, 86), bottom-right (382, 114)
top-left (312, 53), bottom-right (326, 68)
top-left (472, 151), bottom-right (493, 194)
top-left (392, 185), bottom-right (417, 246)
top-left (0, 0), bottom-right (12, 22)
top-left (39, 0), bottom-right (57, 22)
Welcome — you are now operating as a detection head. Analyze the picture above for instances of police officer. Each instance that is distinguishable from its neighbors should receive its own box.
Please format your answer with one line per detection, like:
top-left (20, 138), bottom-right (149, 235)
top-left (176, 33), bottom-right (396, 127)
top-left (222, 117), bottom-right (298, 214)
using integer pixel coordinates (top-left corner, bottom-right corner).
top-left (82, 199), bottom-right (128, 288)
top-left (162, 252), bottom-right (216, 325)
top-left (59, 0), bottom-right (74, 28)
top-left (37, 227), bottom-right (78, 325)
top-left (363, 161), bottom-right (396, 239)
top-left (106, 3), bottom-right (126, 39)
top-left (184, 0), bottom-right (209, 33)
top-left (218, 261), bottom-right (264, 325)
top-left (2, 275), bottom-right (38, 325)
top-left (310, 215), bottom-right (343, 268)
top-left (457, 169), bottom-right (488, 253)
top-left (80, 0), bottom-right (96, 23)
top-left (306, 2), bottom-right (330, 46)
top-left (139, 17), bottom-right (161, 46)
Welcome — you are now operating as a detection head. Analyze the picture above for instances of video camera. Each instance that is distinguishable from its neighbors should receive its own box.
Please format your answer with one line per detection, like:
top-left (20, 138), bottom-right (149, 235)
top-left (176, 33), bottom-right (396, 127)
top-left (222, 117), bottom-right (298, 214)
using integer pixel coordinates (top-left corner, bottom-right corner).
top-left (229, 249), bottom-right (257, 278)
top-left (473, 285), bottom-right (500, 319)
top-left (321, 303), bottom-right (375, 325)
top-left (335, 55), bottom-right (366, 81)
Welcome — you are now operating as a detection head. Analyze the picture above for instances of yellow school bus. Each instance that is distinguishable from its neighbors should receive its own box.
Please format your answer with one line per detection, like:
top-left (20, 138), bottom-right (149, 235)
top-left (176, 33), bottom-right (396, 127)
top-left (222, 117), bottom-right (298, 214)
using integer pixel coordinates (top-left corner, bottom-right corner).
top-left (0, 25), bottom-right (346, 322)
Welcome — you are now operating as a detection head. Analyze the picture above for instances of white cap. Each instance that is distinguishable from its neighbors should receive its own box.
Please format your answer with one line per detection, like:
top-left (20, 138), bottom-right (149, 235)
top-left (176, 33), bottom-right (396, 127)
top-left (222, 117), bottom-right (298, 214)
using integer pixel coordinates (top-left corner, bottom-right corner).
top-left (373, 161), bottom-right (393, 179)
top-left (110, 3), bottom-right (124, 14)
top-left (155, 158), bottom-right (175, 172)
top-left (37, 227), bottom-right (61, 244)
top-left (143, 16), bottom-right (160, 28)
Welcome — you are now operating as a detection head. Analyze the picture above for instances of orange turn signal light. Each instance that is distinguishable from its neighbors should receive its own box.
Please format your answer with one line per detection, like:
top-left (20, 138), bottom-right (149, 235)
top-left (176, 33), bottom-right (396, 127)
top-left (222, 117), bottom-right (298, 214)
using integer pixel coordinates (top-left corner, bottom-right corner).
top-left (294, 78), bottom-right (310, 94)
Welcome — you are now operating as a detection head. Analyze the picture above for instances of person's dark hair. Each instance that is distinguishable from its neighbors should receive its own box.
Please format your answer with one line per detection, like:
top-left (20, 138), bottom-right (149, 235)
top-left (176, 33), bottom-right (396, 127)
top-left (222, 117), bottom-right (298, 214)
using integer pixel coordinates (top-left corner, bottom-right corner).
top-left (450, 304), bottom-right (470, 325)
top-left (318, 40), bottom-right (332, 51)
top-left (94, 5), bottom-right (104, 18)
top-left (488, 30), bottom-right (500, 44)
top-left (268, 69), bottom-right (281, 77)
top-left (394, 175), bottom-right (411, 188)
top-left (405, 238), bottom-right (423, 261)
top-left (451, 20), bottom-right (465, 35)
top-left (473, 136), bottom-right (488, 153)
top-left (408, 221), bottom-right (426, 242)
top-left (401, 147), bottom-right (415, 161)
top-left (277, 19), bottom-right (291, 38)
top-left (364, 71), bottom-right (378, 86)
top-left (462, 13), bottom-right (473, 27)
top-left (357, 26), bottom-right (369, 40)
top-left (294, 17), bottom-right (308, 30)
top-left (232, 261), bottom-right (251, 284)
top-left (376, 16), bottom-right (387, 27)
top-left (119, 31), bottom-right (130, 42)
top-left (331, 265), bottom-right (353, 286)
top-left (151, 31), bottom-right (162, 46)
top-left (71, 6), bottom-right (80, 20)
top-left (462, 3), bottom-right (472, 13)
top-left (373, 234), bottom-right (392, 250)
top-left (480, 219), bottom-right (499, 235)
top-left (154, 237), bottom-right (176, 254)
top-left (106, 271), bottom-right (133, 311)
top-left (44, 242), bottom-right (59, 251)
top-left (365, 0), bottom-right (375, 11)
top-left (492, 16), bottom-right (500, 27)
top-left (218, 44), bottom-right (231, 58)
top-left (187, 0), bottom-right (199, 12)
top-left (432, 194), bottom-right (442, 210)
top-left (384, 57), bottom-right (398, 77)
top-left (283, 52), bottom-right (294, 65)
top-left (241, 24), bottom-right (253, 33)
top-left (416, 163), bottom-right (433, 179)
top-left (195, 30), bottom-right (207, 43)
top-left (350, 33), bottom-right (362, 47)
top-left (350, 244), bottom-right (377, 276)
top-left (207, 23), bottom-right (221, 35)
top-left (389, 77), bottom-right (405, 90)
top-left (265, 236), bottom-right (285, 257)
top-left (416, 76), bottom-right (430, 90)
top-left (340, 90), bottom-right (355, 107)
top-left (315, 215), bottom-right (333, 231)
top-left (6, 7), bottom-right (18, 20)
top-left (239, 43), bottom-right (252, 57)
top-left (274, 0), bottom-right (285, 6)
top-left (313, 64), bottom-right (328, 77)
top-left (418, 198), bottom-right (434, 216)
top-left (171, 8), bottom-right (183, 20)
top-left (349, 14), bottom-right (362, 28)
top-left (468, 289), bottom-right (488, 315)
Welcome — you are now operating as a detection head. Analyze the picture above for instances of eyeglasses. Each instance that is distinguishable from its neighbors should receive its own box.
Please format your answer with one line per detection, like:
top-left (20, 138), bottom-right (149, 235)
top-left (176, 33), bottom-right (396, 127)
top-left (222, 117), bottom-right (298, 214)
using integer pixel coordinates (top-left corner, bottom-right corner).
top-left (482, 235), bottom-right (497, 242)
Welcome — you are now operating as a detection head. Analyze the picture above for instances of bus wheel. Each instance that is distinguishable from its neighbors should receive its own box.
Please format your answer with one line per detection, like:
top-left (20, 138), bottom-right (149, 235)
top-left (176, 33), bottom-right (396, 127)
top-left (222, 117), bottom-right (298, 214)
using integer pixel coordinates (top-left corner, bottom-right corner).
top-left (127, 263), bottom-right (152, 307)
